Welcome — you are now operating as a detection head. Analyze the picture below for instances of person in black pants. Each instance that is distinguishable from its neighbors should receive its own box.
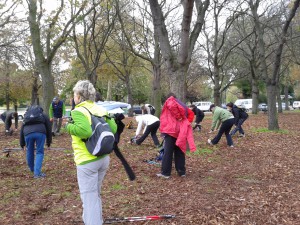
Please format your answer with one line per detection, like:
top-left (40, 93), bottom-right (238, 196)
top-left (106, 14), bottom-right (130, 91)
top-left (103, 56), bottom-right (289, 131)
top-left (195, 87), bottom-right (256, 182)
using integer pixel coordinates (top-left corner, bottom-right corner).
top-left (1, 111), bottom-right (18, 135)
top-left (157, 93), bottom-right (196, 178)
top-left (226, 102), bottom-right (248, 137)
top-left (161, 134), bottom-right (185, 176)
top-left (132, 114), bottom-right (160, 147)
top-left (189, 104), bottom-right (205, 131)
top-left (208, 104), bottom-right (235, 147)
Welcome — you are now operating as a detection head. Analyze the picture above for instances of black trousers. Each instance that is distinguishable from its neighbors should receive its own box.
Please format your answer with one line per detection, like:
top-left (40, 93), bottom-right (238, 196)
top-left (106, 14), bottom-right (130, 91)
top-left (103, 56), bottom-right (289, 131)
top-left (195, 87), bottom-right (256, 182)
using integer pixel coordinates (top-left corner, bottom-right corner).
top-left (161, 134), bottom-right (185, 176)
top-left (136, 121), bottom-right (160, 146)
top-left (211, 118), bottom-right (235, 146)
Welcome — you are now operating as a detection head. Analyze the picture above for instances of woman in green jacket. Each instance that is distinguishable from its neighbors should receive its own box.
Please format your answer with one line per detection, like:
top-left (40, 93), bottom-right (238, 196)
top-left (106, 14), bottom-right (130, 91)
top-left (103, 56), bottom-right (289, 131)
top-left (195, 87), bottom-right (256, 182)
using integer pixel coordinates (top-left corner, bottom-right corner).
top-left (66, 80), bottom-right (117, 225)
top-left (207, 104), bottom-right (235, 147)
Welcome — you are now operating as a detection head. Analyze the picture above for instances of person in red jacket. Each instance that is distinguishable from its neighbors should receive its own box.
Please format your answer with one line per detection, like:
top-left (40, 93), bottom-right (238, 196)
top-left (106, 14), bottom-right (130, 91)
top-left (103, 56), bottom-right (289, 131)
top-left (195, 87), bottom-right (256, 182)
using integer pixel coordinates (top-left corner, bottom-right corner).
top-left (157, 93), bottom-right (196, 179)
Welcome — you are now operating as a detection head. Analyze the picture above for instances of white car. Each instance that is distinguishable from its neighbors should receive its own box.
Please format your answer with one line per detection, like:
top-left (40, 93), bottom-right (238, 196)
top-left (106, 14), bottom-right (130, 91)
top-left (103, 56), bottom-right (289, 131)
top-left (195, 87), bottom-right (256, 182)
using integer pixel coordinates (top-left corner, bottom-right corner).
top-left (194, 101), bottom-right (212, 112)
top-left (235, 99), bottom-right (252, 111)
top-left (293, 101), bottom-right (300, 109)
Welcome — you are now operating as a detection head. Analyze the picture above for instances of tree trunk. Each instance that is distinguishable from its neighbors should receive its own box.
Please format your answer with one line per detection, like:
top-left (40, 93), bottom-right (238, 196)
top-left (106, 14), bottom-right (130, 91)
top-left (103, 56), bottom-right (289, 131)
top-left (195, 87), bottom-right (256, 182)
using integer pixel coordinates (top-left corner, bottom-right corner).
top-left (27, 1), bottom-right (54, 115)
top-left (251, 78), bottom-right (259, 114)
top-left (31, 71), bottom-right (40, 105)
top-left (277, 86), bottom-right (283, 113)
top-left (89, 70), bottom-right (98, 87)
top-left (5, 69), bottom-right (10, 111)
top-left (267, 84), bottom-right (279, 130)
top-left (152, 63), bottom-right (162, 116)
top-left (106, 80), bottom-right (112, 101)
top-left (39, 64), bottom-right (55, 114)
top-left (125, 75), bottom-right (134, 117)
top-left (213, 66), bottom-right (221, 106)
top-left (170, 65), bottom-right (187, 101)
top-left (284, 84), bottom-right (289, 110)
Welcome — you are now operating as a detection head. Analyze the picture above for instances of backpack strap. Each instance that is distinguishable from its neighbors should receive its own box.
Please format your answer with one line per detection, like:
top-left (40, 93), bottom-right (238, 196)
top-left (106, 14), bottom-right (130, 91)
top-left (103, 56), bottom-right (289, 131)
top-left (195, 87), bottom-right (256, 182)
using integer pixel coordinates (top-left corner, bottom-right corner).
top-left (80, 106), bottom-right (109, 119)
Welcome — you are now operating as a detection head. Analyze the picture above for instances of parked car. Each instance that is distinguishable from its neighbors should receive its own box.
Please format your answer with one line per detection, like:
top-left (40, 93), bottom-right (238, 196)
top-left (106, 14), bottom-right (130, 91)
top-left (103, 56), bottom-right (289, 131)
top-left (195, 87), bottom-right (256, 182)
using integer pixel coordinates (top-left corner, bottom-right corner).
top-left (276, 102), bottom-right (293, 110)
top-left (258, 103), bottom-right (268, 112)
top-left (293, 101), bottom-right (300, 109)
top-left (133, 106), bottom-right (143, 115)
top-left (193, 101), bottom-right (212, 112)
top-left (235, 99), bottom-right (252, 111)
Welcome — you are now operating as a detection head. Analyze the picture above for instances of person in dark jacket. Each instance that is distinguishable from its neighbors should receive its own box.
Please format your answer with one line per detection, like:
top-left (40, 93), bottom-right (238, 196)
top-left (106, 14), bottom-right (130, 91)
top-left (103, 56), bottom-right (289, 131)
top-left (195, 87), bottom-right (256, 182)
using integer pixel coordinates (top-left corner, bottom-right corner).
top-left (189, 105), bottom-right (205, 131)
top-left (226, 102), bottom-right (248, 137)
top-left (0, 111), bottom-right (18, 135)
top-left (20, 106), bottom-right (52, 178)
top-left (49, 96), bottom-right (66, 136)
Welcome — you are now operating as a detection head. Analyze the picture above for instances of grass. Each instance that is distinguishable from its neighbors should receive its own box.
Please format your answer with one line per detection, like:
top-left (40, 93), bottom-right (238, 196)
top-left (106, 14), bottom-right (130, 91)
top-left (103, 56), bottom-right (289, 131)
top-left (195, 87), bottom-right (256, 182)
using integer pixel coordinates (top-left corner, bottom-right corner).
top-left (252, 127), bottom-right (289, 134)
top-left (111, 183), bottom-right (125, 191)
top-left (187, 147), bottom-right (214, 156)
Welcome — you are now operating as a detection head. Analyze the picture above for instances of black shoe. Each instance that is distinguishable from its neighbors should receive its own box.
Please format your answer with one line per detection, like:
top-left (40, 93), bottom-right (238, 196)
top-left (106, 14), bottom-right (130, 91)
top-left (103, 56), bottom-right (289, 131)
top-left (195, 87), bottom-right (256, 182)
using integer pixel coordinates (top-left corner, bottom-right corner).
top-left (52, 132), bottom-right (55, 136)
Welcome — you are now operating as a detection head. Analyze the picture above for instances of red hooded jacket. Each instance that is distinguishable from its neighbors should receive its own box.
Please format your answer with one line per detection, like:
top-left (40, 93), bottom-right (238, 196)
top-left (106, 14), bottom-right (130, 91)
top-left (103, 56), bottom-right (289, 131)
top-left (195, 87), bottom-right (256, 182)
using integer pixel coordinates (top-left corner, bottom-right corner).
top-left (159, 96), bottom-right (196, 153)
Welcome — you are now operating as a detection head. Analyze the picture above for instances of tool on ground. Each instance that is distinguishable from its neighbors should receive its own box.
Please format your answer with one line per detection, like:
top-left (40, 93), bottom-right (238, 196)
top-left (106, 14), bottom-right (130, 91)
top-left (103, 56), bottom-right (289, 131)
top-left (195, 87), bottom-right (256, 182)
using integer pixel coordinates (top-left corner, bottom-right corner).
top-left (2, 147), bottom-right (68, 157)
top-left (104, 214), bottom-right (175, 224)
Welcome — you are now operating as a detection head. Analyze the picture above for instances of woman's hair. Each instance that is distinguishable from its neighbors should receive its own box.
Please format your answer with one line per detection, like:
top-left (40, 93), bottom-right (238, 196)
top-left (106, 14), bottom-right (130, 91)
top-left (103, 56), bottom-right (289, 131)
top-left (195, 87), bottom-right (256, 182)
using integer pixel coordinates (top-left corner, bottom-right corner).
top-left (73, 80), bottom-right (96, 102)
top-left (226, 102), bottom-right (234, 108)
top-left (166, 92), bottom-right (177, 99)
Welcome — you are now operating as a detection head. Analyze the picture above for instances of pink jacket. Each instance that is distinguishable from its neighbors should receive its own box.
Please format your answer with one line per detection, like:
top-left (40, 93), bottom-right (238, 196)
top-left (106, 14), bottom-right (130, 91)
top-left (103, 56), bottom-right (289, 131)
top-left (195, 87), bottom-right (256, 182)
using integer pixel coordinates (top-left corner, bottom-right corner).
top-left (160, 96), bottom-right (196, 153)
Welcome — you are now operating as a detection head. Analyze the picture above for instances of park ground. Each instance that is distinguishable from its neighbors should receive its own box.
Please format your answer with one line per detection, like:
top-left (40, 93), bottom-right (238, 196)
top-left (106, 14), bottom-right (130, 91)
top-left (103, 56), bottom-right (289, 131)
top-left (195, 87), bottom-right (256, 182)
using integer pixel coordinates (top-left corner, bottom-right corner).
top-left (0, 111), bottom-right (299, 225)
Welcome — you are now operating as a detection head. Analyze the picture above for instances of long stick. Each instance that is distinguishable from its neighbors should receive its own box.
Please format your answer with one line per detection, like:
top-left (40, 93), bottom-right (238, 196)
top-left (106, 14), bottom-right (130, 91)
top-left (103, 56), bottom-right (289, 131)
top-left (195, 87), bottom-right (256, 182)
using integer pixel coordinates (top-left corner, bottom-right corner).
top-left (3, 147), bottom-right (67, 152)
top-left (104, 215), bottom-right (175, 224)
top-left (2, 147), bottom-right (68, 157)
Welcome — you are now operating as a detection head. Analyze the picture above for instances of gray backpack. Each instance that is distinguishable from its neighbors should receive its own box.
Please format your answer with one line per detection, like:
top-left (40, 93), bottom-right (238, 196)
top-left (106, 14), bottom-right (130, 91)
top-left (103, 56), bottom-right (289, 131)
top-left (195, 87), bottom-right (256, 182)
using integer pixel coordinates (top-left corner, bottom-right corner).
top-left (82, 107), bottom-right (115, 156)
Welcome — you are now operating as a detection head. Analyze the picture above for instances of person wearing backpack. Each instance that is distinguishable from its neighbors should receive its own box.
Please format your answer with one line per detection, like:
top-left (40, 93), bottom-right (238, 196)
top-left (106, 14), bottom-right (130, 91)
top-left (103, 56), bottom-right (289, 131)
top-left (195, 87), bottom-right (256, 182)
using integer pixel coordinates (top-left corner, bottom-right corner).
top-left (49, 96), bottom-right (66, 136)
top-left (65, 80), bottom-right (117, 225)
top-left (1, 111), bottom-right (18, 135)
top-left (226, 102), bottom-right (249, 137)
top-left (20, 105), bottom-right (52, 178)
top-left (131, 114), bottom-right (160, 147)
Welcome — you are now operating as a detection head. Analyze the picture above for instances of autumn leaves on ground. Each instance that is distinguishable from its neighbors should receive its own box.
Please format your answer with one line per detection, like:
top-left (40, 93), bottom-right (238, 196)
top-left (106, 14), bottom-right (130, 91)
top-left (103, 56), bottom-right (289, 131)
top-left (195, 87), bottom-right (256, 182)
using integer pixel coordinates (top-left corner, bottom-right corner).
top-left (0, 111), bottom-right (299, 225)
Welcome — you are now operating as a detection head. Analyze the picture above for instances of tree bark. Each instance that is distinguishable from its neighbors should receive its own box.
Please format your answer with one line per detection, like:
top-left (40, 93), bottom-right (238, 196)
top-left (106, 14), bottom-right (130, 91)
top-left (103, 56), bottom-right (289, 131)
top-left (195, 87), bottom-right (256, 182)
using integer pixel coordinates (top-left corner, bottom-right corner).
top-left (249, 0), bottom-right (300, 129)
top-left (213, 65), bottom-right (221, 106)
top-left (149, 0), bottom-right (209, 101)
top-left (284, 84), bottom-right (289, 110)
top-left (40, 64), bottom-right (55, 112)
top-left (106, 80), bottom-right (112, 101)
top-left (125, 75), bottom-right (134, 117)
top-left (267, 84), bottom-right (279, 130)
top-left (31, 71), bottom-right (40, 106)
top-left (152, 64), bottom-right (162, 116)
top-left (251, 77), bottom-right (259, 114)
top-left (277, 85), bottom-right (283, 113)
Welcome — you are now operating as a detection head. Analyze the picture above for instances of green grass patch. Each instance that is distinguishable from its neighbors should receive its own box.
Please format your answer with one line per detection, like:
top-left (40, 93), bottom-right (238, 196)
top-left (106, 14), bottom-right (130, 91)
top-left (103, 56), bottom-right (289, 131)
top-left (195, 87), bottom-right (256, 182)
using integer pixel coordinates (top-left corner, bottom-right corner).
top-left (10, 139), bottom-right (19, 145)
top-left (42, 189), bottom-right (57, 196)
top-left (234, 175), bottom-right (254, 180)
top-left (206, 188), bottom-right (214, 193)
top-left (187, 147), bottom-right (214, 156)
top-left (207, 155), bottom-right (222, 163)
top-left (252, 127), bottom-right (289, 134)
top-left (234, 174), bottom-right (260, 183)
top-left (206, 176), bottom-right (214, 181)
top-left (111, 183), bottom-right (125, 191)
